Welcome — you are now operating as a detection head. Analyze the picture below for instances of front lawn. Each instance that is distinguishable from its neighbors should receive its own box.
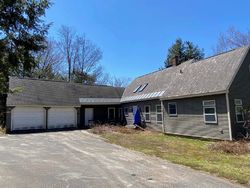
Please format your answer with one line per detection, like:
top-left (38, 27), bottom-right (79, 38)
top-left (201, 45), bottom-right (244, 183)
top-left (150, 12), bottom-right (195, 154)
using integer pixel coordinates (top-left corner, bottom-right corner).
top-left (89, 125), bottom-right (250, 185)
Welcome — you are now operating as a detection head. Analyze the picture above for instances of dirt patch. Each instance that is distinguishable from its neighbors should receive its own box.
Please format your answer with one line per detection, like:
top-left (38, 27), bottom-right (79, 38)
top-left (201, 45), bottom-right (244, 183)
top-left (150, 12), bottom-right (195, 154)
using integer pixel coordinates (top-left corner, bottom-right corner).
top-left (209, 140), bottom-right (250, 155)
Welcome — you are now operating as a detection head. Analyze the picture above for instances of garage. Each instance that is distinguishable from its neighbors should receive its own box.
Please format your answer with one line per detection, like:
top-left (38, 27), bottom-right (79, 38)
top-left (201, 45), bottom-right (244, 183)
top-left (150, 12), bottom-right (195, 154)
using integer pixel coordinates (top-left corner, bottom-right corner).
top-left (48, 107), bottom-right (77, 129)
top-left (11, 107), bottom-right (45, 131)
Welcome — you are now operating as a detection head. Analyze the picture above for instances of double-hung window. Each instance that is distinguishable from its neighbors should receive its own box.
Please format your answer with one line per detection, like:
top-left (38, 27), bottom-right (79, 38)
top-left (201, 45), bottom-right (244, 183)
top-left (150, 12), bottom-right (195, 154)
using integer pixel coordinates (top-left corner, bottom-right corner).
top-left (168, 103), bottom-right (177, 116)
top-left (144, 105), bottom-right (151, 122)
top-left (156, 105), bottom-right (163, 124)
top-left (235, 99), bottom-right (244, 123)
top-left (203, 100), bottom-right (217, 124)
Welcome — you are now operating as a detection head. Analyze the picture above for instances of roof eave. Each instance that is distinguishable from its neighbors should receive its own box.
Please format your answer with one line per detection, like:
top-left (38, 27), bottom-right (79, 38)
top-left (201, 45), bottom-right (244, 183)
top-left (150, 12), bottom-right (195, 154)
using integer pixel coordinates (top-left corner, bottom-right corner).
top-left (159, 91), bottom-right (227, 101)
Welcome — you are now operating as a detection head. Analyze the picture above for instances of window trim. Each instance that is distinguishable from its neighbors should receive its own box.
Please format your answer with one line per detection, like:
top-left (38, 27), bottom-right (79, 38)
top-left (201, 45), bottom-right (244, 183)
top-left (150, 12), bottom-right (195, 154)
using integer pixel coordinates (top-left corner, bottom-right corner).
top-left (156, 104), bottom-right (163, 124)
top-left (235, 99), bottom-right (244, 123)
top-left (144, 105), bottom-right (151, 122)
top-left (108, 107), bottom-right (116, 120)
top-left (202, 100), bottom-right (217, 124)
top-left (234, 99), bottom-right (243, 106)
top-left (168, 102), bottom-right (177, 117)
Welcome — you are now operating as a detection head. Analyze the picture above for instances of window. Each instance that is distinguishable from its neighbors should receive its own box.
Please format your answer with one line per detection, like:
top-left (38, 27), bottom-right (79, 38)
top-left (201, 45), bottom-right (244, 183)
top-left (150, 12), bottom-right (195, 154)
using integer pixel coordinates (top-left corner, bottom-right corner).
top-left (203, 100), bottom-right (217, 124)
top-left (168, 103), bottom-right (177, 116)
top-left (144, 105), bottom-right (151, 122)
top-left (124, 107), bottom-right (128, 116)
top-left (156, 105), bottom-right (163, 124)
top-left (138, 83), bottom-right (148, 92)
top-left (133, 85), bottom-right (142, 93)
top-left (235, 99), bottom-right (244, 123)
top-left (108, 107), bottom-right (115, 120)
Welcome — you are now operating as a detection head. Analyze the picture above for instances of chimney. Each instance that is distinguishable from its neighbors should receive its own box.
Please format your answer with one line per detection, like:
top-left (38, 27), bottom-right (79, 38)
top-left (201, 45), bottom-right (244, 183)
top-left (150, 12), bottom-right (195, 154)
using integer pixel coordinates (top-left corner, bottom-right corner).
top-left (170, 56), bottom-right (179, 66)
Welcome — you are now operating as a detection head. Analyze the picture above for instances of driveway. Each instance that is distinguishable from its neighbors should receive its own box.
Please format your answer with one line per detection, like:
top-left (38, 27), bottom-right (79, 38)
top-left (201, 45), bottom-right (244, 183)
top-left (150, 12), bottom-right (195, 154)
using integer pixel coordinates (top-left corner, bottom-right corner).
top-left (0, 131), bottom-right (243, 188)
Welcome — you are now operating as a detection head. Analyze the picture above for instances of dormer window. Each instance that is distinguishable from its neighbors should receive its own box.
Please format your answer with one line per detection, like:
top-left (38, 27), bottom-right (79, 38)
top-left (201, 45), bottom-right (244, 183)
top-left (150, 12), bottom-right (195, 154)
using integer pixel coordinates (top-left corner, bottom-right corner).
top-left (133, 85), bottom-right (142, 93)
top-left (138, 83), bottom-right (148, 92)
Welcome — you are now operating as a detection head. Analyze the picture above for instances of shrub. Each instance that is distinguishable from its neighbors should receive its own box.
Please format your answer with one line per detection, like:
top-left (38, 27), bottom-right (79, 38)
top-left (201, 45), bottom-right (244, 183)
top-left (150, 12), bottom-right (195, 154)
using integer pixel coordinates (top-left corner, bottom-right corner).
top-left (209, 141), bottom-right (250, 155)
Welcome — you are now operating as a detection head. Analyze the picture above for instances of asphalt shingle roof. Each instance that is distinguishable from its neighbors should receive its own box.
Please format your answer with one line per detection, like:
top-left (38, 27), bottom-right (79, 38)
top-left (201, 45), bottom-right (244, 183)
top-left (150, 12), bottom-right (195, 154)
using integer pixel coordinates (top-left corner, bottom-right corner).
top-left (7, 77), bottom-right (124, 106)
top-left (122, 45), bottom-right (250, 102)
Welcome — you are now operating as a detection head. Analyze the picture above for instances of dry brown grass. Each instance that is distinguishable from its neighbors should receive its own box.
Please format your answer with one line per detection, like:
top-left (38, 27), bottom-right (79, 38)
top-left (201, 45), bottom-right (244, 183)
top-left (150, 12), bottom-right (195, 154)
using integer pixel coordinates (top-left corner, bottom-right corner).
top-left (209, 140), bottom-right (250, 155)
top-left (90, 124), bottom-right (141, 135)
top-left (0, 126), bottom-right (6, 135)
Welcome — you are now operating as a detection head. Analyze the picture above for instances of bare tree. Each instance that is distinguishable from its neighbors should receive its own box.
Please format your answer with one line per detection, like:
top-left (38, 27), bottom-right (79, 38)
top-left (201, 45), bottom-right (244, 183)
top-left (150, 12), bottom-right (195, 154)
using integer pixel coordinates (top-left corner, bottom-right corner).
top-left (31, 39), bottom-right (64, 80)
top-left (73, 35), bottom-right (103, 82)
top-left (97, 73), bottom-right (131, 87)
top-left (58, 25), bottom-right (103, 83)
top-left (214, 27), bottom-right (250, 54)
top-left (58, 26), bottom-right (77, 81)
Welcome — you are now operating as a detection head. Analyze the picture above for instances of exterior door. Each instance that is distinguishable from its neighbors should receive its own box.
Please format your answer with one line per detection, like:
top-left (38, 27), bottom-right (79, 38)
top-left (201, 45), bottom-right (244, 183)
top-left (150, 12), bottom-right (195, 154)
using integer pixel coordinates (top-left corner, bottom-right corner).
top-left (85, 108), bottom-right (94, 126)
top-left (108, 107), bottom-right (115, 121)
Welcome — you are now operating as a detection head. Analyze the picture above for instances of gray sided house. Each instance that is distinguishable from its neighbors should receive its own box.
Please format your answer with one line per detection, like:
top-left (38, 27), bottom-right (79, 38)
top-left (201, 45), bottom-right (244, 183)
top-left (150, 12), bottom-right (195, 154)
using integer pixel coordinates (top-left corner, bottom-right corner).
top-left (6, 77), bottom-right (124, 132)
top-left (121, 45), bottom-right (250, 140)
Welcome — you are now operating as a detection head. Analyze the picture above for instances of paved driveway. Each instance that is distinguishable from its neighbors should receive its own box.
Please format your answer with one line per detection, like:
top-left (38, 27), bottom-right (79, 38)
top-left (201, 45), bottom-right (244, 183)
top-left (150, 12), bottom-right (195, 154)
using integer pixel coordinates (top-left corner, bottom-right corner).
top-left (0, 131), bottom-right (243, 188)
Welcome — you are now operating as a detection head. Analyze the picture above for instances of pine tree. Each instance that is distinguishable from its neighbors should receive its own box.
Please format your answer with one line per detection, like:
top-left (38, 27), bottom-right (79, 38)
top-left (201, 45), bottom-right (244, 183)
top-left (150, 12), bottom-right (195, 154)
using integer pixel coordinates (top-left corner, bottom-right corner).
top-left (164, 38), bottom-right (204, 67)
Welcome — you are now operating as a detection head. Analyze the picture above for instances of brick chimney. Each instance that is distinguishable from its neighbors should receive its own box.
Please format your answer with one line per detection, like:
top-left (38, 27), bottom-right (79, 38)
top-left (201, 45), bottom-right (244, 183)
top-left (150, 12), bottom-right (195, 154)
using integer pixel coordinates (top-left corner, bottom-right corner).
top-left (170, 56), bottom-right (179, 66)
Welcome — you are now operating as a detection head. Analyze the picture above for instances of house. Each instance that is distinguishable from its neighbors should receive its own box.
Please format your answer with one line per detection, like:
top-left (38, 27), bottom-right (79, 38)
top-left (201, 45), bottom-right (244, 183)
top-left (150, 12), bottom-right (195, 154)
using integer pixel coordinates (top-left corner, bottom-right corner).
top-left (6, 77), bottom-right (124, 132)
top-left (121, 45), bottom-right (250, 140)
top-left (4, 45), bottom-right (250, 140)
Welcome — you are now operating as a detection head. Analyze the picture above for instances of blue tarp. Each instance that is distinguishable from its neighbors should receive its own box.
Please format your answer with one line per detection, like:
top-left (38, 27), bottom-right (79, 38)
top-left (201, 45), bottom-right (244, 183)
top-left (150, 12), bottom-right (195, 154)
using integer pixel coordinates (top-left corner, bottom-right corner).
top-left (133, 106), bottom-right (141, 125)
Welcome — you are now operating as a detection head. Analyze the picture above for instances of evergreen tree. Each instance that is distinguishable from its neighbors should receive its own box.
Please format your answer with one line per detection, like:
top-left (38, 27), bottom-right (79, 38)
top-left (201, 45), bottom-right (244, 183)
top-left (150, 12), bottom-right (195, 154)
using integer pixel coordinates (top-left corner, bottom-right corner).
top-left (0, 0), bottom-right (51, 127)
top-left (164, 38), bottom-right (204, 67)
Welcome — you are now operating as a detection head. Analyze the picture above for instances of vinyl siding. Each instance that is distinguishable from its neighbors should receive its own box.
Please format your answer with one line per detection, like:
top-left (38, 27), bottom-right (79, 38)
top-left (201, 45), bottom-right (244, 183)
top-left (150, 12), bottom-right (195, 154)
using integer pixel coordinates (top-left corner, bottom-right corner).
top-left (163, 94), bottom-right (230, 140)
top-left (228, 50), bottom-right (250, 138)
top-left (122, 100), bottom-right (162, 131)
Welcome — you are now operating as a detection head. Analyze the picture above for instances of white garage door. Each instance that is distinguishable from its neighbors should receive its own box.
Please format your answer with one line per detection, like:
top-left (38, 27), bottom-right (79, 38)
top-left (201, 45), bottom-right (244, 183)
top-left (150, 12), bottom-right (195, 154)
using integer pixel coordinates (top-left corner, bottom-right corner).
top-left (48, 107), bottom-right (76, 129)
top-left (11, 107), bottom-right (45, 131)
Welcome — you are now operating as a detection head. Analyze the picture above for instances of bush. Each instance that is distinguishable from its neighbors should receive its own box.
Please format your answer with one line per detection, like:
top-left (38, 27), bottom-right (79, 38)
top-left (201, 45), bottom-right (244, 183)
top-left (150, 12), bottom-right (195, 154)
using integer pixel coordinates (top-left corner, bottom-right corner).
top-left (209, 141), bottom-right (250, 155)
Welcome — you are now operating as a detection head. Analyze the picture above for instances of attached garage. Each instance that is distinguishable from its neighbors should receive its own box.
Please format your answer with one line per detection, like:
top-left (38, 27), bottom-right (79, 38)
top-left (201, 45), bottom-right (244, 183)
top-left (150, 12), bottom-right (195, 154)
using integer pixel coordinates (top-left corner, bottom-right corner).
top-left (48, 107), bottom-right (77, 129)
top-left (6, 77), bottom-right (124, 132)
top-left (11, 107), bottom-right (45, 131)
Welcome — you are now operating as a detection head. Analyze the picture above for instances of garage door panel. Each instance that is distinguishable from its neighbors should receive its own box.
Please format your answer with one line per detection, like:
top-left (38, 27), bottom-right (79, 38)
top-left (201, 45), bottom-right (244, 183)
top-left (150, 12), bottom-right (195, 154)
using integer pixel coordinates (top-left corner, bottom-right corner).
top-left (12, 107), bottom-right (45, 131)
top-left (48, 108), bottom-right (76, 129)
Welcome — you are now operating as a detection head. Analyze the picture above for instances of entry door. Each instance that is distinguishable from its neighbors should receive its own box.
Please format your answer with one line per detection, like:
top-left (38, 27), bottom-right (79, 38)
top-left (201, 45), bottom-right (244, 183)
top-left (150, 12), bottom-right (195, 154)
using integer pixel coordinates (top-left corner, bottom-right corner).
top-left (85, 108), bottom-right (93, 126)
top-left (108, 107), bottom-right (115, 121)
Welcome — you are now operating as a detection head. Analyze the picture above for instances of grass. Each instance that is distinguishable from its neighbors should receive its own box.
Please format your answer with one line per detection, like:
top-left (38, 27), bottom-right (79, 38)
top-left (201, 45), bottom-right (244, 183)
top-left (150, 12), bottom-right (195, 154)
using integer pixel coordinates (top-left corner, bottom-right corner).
top-left (90, 125), bottom-right (250, 185)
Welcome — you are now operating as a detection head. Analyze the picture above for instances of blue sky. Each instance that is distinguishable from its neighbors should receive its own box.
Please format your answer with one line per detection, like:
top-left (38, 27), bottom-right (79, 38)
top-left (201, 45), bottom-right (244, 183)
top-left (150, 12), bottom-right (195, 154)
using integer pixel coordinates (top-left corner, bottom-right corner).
top-left (45, 0), bottom-right (250, 79)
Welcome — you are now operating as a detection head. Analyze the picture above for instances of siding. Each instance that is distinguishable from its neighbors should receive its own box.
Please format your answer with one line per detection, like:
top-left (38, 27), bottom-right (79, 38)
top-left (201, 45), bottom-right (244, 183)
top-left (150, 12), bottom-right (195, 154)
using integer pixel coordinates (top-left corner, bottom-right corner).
top-left (229, 50), bottom-right (250, 138)
top-left (122, 99), bottom-right (162, 131)
top-left (163, 94), bottom-right (230, 140)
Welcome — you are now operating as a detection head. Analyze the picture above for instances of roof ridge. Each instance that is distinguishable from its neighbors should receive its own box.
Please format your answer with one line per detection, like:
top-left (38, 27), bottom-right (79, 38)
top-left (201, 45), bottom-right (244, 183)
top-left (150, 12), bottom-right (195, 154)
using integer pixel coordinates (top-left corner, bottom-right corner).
top-left (9, 76), bottom-right (124, 89)
top-left (134, 45), bottom-right (250, 80)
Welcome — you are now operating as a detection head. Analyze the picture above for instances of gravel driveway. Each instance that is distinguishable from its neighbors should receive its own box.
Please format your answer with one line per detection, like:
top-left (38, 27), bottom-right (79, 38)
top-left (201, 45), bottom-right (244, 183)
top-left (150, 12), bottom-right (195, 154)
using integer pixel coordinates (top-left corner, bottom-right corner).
top-left (0, 130), bottom-right (244, 188)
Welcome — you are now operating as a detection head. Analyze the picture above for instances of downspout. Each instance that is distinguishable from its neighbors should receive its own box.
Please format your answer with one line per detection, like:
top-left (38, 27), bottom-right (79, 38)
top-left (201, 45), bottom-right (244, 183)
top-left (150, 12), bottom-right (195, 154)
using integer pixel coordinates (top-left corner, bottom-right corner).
top-left (160, 100), bottom-right (165, 133)
top-left (225, 91), bottom-right (233, 141)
